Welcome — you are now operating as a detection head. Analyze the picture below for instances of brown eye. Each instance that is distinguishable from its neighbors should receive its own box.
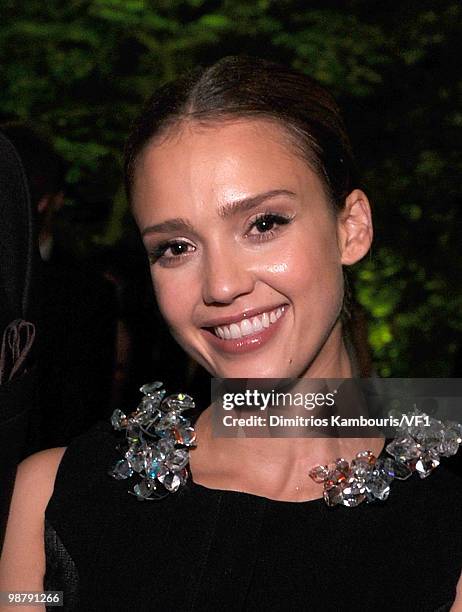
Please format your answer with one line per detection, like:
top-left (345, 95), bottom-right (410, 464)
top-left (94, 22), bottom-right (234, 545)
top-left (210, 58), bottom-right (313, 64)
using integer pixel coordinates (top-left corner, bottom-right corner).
top-left (247, 213), bottom-right (293, 240)
top-left (148, 240), bottom-right (195, 265)
top-left (254, 216), bottom-right (277, 232)
top-left (170, 243), bottom-right (189, 255)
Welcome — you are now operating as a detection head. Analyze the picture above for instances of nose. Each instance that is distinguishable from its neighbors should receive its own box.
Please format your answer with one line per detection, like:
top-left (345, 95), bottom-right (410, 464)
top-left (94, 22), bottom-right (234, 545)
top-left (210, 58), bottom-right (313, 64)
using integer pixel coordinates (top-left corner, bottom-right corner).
top-left (202, 245), bottom-right (255, 305)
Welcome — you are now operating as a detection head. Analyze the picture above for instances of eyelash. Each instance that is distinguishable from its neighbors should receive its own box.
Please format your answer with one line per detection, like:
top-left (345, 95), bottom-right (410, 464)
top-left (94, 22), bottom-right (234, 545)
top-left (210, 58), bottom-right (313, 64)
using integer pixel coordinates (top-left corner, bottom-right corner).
top-left (148, 212), bottom-right (294, 265)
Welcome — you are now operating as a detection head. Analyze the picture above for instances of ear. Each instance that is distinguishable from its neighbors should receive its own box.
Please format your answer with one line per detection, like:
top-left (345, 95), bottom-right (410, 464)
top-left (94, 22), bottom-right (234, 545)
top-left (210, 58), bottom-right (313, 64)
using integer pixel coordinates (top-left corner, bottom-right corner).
top-left (337, 189), bottom-right (373, 265)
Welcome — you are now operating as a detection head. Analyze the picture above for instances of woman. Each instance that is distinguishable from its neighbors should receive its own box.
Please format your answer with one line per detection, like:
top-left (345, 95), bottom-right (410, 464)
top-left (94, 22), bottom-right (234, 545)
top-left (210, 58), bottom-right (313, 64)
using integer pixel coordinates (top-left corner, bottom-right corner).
top-left (1, 56), bottom-right (461, 611)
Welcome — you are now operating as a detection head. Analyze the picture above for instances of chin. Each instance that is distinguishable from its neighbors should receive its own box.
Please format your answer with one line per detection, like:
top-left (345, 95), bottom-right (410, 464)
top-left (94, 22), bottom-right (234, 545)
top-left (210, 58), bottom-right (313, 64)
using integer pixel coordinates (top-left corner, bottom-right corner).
top-left (207, 356), bottom-right (297, 380)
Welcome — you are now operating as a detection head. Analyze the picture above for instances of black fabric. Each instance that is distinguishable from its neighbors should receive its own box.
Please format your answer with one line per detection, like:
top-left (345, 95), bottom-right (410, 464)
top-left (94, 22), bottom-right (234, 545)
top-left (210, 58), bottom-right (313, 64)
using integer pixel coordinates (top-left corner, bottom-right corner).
top-left (0, 132), bottom-right (35, 325)
top-left (44, 519), bottom-right (79, 612)
top-left (44, 420), bottom-right (462, 612)
top-left (0, 370), bottom-right (37, 551)
top-left (0, 132), bottom-right (38, 553)
top-left (33, 248), bottom-right (117, 448)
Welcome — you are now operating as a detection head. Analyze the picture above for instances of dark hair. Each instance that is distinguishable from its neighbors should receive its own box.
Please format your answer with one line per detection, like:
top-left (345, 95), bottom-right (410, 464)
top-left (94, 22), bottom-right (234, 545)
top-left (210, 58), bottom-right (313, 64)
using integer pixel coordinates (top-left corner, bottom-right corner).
top-left (125, 55), bottom-right (361, 322)
top-left (0, 122), bottom-right (67, 207)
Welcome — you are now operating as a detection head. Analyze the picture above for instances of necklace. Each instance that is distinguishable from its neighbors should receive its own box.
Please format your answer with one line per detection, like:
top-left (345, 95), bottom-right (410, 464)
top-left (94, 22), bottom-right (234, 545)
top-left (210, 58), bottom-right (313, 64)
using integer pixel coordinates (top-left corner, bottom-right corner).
top-left (108, 381), bottom-right (197, 500)
top-left (109, 382), bottom-right (462, 506)
top-left (308, 410), bottom-right (462, 507)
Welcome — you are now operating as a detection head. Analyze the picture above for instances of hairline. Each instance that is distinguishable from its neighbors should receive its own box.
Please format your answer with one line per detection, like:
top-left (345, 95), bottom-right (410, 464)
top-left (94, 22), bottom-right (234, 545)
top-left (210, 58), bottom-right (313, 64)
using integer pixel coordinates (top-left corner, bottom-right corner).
top-left (127, 112), bottom-right (341, 219)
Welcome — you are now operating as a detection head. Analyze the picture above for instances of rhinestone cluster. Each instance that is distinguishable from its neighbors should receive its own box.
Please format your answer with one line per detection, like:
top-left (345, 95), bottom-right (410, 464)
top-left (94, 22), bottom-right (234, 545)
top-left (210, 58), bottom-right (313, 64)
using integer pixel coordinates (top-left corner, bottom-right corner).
top-left (308, 408), bottom-right (462, 508)
top-left (108, 382), bottom-right (197, 500)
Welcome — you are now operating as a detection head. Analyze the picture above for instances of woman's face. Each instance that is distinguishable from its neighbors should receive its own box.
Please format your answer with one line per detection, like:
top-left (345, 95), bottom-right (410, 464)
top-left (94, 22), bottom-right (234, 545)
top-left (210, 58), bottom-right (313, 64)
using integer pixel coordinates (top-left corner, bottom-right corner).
top-left (132, 118), bottom-right (358, 378)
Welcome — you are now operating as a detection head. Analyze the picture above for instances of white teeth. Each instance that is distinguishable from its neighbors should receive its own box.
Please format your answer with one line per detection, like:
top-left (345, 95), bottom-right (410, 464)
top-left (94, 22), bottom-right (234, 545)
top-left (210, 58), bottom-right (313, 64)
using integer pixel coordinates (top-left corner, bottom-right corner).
top-left (251, 316), bottom-right (263, 332)
top-left (212, 306), bottom-right (286, 340)
top-left (230, 323), bottom-right (241, 339)
top-left (240, 319), bottom-right (254, 336)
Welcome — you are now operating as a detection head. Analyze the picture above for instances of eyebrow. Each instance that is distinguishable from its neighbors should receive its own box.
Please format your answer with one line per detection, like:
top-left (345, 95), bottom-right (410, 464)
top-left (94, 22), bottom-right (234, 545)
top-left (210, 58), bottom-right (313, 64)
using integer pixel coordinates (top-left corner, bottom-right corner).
top-left (141, 189), bottom-right (297, 237)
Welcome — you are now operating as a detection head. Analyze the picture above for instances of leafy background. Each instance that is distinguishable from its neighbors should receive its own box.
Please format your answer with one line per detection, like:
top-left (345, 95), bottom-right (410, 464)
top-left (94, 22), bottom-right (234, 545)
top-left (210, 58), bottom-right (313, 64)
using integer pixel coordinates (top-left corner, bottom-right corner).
top-left (1, 0), bottom-right (461, 376)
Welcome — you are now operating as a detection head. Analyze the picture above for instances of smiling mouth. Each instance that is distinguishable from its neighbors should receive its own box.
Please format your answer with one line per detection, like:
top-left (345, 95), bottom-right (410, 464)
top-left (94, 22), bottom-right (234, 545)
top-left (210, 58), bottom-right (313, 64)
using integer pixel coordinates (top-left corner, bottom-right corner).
top-left (207, 305), bottom-right (287, 340)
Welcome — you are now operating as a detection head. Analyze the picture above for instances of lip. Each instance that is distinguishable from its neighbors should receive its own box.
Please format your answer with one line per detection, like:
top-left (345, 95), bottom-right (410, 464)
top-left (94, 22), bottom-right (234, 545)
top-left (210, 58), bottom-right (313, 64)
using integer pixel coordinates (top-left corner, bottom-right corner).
top-left (199, 303), bottom-right (288, 328)
top-left (200, 304), bottom-right (289, 354)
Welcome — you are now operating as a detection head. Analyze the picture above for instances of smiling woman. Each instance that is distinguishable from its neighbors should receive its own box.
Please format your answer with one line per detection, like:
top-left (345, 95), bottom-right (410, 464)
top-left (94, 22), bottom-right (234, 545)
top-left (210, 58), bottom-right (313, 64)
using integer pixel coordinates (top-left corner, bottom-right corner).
top-left (131, 117), bottom-right (362, 377)
top-left (126, 57), bottom-right (371, 380)
top-left (0, 56), bottom-right (461, 612)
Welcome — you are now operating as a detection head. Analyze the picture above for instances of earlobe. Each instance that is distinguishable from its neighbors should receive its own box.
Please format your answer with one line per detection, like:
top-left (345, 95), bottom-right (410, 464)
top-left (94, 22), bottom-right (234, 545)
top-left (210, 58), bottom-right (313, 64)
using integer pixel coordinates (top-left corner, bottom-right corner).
top-left (338, 189), bottom-right (373, 265)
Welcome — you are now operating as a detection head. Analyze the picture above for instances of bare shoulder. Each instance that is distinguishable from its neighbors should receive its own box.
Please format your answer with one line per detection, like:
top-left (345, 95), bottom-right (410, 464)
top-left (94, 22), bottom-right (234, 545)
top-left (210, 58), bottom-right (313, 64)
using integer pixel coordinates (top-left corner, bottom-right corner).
top-left (452, 572), bottom-right (462, 611)
top-left (14, 447), bottom-right (66, 490)
top-left (0, 447), bottom-right (67, 598)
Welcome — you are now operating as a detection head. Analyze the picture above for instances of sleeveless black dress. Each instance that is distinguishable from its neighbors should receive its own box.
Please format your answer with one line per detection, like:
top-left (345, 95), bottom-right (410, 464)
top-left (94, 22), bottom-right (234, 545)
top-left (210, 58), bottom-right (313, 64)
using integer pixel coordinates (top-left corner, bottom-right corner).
top-left (44, 420), bottom-right (462, 612)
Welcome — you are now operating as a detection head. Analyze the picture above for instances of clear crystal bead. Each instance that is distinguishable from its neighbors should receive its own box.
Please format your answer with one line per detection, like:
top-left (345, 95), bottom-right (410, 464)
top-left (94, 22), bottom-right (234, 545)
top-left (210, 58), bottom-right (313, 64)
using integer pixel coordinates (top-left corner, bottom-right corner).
top-left (413, 418), bottom-right (444, 448)
top-left (132, 479), bottom-right (156, 500)
top-left (141, 395), bottom-right (163, 412)
top-left (388, 459), bottom-right (412, 480)
top-left (165, 449), bottom-right (189, 471)
top-left (163, 393), bottom-right (195, 412)
top-left (145, 458), bottom-right (160, 479)
top-left (365, 476), bottom-right (391, 501)
top-left (308, 464), bottom-right (329, 483)
top-left (158, 469), bottom-right (182, 492)
top-left (156, 412), bottom-right (184, 431)
top-left (126, 422), bottom-right (142, 444)
top-left (415, 449), bottom-right (440, 478)
top-left (111, 409), bottom-right (127, 430)
top-left (386, 436), bottom-right (421, 464)
top-left (334, 458), bottom-right (349, 474)
top-left (355, 450), bottom-right (376, 465)
top-left (173, 425), bottom-right (197, 446)
top-left (130, 408), bottom-right (153, 426)
top-left (373, 457), bottom-right (396, 481)
top-left (140, 381), bottom-right (164, 396)
top-left (341, 477), bottom-right (367, 507)
top-left (157, 437), bottom-right (175, 458)
top-left (326, 467), bottom-right (347, 487)
top-left (125, 449), bottom-right (145, 472)
top-left (109, 459), bottom-right (133, 480)
top-left (446, 421), bottom-right (462, 444)
top-left (364, 457), bottom-right (394, 502)
top-left (323, 484), bottom-right (343, 507)
top-left (437, 428), bottom-right (461, 457)
top-left (350, 457), bottom-right (373, 480)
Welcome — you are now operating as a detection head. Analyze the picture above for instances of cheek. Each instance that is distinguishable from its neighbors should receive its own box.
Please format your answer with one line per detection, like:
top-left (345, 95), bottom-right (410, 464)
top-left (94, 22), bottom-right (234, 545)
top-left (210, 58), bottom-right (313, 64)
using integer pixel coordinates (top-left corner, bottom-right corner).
top-left (256, 234), bottom-right (343, 307)
top-left (150, 270), bottom-right (192, 332)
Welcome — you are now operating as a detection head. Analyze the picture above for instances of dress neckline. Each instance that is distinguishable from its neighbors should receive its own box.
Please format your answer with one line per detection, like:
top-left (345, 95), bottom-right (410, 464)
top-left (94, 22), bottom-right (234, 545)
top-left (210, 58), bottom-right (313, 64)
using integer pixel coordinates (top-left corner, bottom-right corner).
top-left (188, 437), bottom-right (389, 505)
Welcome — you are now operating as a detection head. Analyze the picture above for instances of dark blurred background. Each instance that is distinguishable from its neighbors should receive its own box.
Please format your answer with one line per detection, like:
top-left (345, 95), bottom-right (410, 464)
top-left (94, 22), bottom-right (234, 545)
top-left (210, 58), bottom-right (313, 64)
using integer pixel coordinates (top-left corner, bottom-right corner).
top-left (1, 0), bottom-right (461, 446)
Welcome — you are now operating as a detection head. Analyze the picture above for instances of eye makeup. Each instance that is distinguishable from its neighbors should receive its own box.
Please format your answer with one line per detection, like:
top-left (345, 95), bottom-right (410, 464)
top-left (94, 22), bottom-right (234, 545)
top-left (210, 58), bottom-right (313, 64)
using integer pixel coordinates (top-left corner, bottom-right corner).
top-left (146, 209), bottom-right (296, 266)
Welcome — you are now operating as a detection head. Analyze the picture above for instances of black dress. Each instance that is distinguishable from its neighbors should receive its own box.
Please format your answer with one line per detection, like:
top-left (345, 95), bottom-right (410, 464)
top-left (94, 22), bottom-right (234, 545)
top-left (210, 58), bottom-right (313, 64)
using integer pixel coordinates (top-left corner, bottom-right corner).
top-left (44, 420), bottom-right (462, 612)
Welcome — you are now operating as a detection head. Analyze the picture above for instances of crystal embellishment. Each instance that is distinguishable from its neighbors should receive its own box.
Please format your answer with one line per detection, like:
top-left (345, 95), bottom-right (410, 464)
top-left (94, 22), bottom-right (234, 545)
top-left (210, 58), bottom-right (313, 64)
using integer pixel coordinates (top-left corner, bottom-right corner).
top-left (108, 382), bottom-right (197, 500)
top-left (308, 409), bottom-right (462, 508)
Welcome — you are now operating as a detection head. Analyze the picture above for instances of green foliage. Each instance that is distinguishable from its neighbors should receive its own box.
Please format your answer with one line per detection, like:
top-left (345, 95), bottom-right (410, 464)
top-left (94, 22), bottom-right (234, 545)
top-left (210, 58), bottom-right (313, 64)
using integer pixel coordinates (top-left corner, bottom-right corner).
top-left (1, 0), bottom-right (461, 375)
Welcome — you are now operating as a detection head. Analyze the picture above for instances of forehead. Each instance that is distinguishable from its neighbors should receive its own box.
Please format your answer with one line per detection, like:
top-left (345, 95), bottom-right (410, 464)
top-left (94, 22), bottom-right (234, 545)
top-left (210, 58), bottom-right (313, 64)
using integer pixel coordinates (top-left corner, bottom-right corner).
top-left (132, 118), bottom-right (323, 221)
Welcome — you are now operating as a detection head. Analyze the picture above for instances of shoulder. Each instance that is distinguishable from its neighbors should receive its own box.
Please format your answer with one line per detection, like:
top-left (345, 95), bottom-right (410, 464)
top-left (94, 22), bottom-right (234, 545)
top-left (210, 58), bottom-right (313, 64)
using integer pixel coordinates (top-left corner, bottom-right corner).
top-left (0, 447), bottom-right (66, 593)
top-left (453, 573), bottom-right (462, 611)
top-left (17, 447), bottom-right (66, 488)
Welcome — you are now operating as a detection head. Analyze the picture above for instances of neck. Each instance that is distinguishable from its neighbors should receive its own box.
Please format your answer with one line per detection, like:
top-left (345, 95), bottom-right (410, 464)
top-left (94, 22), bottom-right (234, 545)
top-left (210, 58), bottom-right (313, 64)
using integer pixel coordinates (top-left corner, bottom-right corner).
top-left (189, 325), bottom-right (383, 501)
top-left (299, 318), bottom-right (354, 379)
